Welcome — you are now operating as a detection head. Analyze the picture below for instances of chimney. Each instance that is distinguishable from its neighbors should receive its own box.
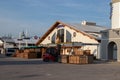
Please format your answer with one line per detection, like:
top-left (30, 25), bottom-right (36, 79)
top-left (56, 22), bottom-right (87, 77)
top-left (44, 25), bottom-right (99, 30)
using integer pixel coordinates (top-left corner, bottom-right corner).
top-left (81, 21), bottom-right (96, 26)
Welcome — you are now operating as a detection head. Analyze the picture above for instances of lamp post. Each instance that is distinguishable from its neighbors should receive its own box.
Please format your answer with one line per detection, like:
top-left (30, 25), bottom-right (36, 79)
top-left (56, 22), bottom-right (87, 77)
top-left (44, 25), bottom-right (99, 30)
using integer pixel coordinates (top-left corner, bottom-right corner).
top-left (24, 30), bottom-right (30, 47)
top-left (24, 37), bottom-right (30, 47)
top-left (18, 30), bottom-right (30, 48)
top-left (17, 32), bottom-right (23, 49)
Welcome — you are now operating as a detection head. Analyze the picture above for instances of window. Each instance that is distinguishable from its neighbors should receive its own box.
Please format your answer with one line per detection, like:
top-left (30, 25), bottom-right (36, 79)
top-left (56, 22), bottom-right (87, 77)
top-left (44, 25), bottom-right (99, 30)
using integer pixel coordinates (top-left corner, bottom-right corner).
top-left (52, 33), bottom-right (56, 43)
top-left (56, 29), bottom-right (64, 43)
top-left (102, 32), bottom-right (108, 38)
top-left (66, 30), bottom-right (71, 42)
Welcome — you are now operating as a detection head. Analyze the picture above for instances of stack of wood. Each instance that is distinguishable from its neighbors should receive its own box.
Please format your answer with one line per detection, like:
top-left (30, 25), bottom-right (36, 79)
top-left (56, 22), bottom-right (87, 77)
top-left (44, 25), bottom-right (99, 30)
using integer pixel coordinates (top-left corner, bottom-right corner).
top-left (60, 49), bottom-right (93, 64)
top-left (15, 49), bottom-right (38, 59)
top-left (69, 55), bottom-right (93, 64)
top-left (74, 49), bottom-right (84, 55)
top-left (60, 55), bottom-right (69, 63)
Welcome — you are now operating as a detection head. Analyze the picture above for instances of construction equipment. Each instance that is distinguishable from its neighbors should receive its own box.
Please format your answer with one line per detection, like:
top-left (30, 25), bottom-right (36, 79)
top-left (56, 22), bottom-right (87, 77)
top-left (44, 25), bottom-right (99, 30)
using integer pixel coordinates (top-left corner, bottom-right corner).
top-left (43, 47), bottom-right (59, 62)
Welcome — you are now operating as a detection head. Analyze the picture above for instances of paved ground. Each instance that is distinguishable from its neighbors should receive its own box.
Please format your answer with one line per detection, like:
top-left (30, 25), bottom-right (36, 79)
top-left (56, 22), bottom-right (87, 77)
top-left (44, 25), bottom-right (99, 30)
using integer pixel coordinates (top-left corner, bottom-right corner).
top-left (0, 54), bottom-right (120, 80)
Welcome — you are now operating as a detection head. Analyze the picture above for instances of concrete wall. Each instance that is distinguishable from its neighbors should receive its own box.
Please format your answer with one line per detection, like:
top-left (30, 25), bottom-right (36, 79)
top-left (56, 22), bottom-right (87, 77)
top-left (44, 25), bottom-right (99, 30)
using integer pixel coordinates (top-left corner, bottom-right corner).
top-left (101, 0), bottom-right (120, 61)
top-left (101, 29), bottom-right (120, 61)
top-left (100, 39), bottom-right (108, 60)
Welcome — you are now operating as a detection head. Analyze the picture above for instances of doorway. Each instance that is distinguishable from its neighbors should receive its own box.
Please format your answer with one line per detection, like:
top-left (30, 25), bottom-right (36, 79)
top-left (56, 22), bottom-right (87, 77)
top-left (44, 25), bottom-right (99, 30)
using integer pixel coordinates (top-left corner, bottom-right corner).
top-left (108, 42), bottom-right (117, 61)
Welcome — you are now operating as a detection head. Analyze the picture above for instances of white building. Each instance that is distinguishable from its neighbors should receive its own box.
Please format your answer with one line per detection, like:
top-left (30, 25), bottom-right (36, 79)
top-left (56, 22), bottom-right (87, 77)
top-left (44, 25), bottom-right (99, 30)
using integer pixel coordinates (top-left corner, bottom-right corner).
top-left (36, 21), bottom-right (107, 59)
top-left (0, 36), bottom-right (38, 54)
top-left (0, 39), bottom-right (4, 54)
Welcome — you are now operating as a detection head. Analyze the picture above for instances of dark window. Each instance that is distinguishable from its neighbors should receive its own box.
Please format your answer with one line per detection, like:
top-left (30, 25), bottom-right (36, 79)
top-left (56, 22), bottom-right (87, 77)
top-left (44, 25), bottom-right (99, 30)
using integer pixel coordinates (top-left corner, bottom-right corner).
top-left (102, 32), bottom-right (108, 38)
top-left (57, 29), bottom-right (64, 43)
top-left (52, 33), bottom-right (56, 43)
top-left (66, 30), bottom-right (71, 42)
top-left (7, 49), bottom-right (15, 52)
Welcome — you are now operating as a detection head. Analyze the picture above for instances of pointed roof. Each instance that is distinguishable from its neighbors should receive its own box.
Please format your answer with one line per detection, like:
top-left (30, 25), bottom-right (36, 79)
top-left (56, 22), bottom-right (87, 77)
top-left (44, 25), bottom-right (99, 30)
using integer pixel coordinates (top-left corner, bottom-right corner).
top-left (36, 21), bottom-right (107, 45)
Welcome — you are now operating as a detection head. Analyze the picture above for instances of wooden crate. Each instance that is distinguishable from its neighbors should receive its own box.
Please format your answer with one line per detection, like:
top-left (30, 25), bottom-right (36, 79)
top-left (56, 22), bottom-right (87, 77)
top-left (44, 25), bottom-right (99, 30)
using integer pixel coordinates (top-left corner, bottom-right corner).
top-left (24, 53), bottom-right (37, 59)
top-left (69, 55), bottom-right (79, 64)
top-left (16, 53), bottom-right (20, 57)
top-left (60, 55), bottom-right (69, 63)
top-left (29, 49), bottom-right (35, 53)
top-left (79, 55), bottom-right (94, 64)
top-left (75, 50), bottom-right (84, 55)
top-left (69, 55), bottom-right (73, 64)
top-left (17, 53), bottom-right (24, 58)
top-left (87, 55), bottom-right (94, 64)
top-left (35, 49), bottom-right (40, 52)
top-left (24, 49), bottom-right (30, 53)
top-left (83, 50), bottom-right (91, 55)
top-left (79, 55), bottom-right (87, 64)
top-left (69, 55), bottom-right (93, 64)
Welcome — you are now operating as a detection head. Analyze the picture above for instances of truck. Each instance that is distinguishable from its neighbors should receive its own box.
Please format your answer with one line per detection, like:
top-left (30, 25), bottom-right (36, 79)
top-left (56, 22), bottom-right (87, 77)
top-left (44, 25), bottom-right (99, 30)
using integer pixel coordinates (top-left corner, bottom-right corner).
top-left (5, 48), bottom-right (18, 56)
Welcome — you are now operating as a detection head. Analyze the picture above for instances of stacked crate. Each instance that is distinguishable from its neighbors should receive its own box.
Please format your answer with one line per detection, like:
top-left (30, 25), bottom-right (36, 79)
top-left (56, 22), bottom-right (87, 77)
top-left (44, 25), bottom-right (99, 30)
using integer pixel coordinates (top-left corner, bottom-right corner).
top-left (79, 55), bottom-right (93, 64)
top-left (24, 52), bottom-right (37, 59)
top-left (69, 55), bottom-right (76, 64)
top-left (69, 49), bottom-right (93, 64)
top-left (15, 50), bottom-right (24, 58)
top-left (83, 50), bottom-right (91, 55)
top-left (15, 49), bottom-right (37, 59)
top-left (60, 49), bottom-right (93, 64)
top-left (60, 55), bottom-right (69, 63)
top-left (75, 49), bottom-right (84, 55)
top-left (23, 49), bottom-right (36, 59)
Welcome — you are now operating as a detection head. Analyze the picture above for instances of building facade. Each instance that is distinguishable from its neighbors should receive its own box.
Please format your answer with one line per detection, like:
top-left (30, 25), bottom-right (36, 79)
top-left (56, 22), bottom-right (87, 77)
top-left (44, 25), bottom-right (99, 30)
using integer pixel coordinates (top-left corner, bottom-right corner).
top-left (0, 36), bottom-right (38, 54)
top-left (0, 39), bottom-right (3, 54)
top-left (36, 21), bottom-right (106, 59)
top-left (101, 0), bottom-right (120, 61)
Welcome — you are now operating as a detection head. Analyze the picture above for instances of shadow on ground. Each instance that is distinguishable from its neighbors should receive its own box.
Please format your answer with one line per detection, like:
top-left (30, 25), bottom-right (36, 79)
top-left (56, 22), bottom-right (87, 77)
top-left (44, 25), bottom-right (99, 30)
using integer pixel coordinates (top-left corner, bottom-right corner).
top-left (0, 54), bottom-right (58, 65)
top-left (0, 54), bottom-right (119, 66)
top-left (0, 60), bottom-right (58, 65)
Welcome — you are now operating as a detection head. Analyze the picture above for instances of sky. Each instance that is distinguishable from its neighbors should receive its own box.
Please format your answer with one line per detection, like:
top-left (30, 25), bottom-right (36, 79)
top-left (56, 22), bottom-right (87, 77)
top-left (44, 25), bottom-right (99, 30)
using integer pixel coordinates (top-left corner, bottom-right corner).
top-left (0, 0), bottom-right (111, 38)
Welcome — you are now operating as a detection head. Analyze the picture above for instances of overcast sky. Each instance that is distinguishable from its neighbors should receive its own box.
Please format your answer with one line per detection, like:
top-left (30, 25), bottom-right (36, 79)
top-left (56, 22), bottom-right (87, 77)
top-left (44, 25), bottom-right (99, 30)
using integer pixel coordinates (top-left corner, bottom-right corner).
top-left (0, 0), bottom-right (111, 38)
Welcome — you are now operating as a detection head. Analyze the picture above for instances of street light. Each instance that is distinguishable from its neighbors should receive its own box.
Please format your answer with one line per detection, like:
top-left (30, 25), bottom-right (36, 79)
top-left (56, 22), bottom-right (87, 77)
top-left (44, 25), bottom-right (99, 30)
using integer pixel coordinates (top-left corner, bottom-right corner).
top-left (23, 37), bottom-right (30, 47)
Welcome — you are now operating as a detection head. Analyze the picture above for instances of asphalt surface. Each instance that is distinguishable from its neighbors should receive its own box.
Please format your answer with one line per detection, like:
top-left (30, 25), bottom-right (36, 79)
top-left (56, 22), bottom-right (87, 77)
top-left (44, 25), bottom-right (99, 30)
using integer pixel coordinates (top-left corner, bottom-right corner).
top-left (0, 54), bottom-right (120, 80)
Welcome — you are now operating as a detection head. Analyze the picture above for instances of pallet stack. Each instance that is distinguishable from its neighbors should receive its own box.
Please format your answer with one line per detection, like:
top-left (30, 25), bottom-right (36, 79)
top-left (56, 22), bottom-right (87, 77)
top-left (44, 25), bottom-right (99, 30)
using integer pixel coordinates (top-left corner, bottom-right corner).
top-left (60, 55), bottom-right (69, 63)
top-left (69, 55), bottom-right (93, 64)
top-left (23, 52), bottom-right (37, 59)
top-left (60, 49), bottom-right (93, 64)
top-left (15, 49), bottom-right (37, 59)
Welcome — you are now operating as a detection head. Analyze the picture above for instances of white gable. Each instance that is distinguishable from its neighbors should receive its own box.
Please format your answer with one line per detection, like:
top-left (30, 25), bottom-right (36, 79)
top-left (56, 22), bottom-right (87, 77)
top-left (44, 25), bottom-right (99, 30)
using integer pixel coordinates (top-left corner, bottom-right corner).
top-left (41, 28), bottom-right (58, 44)
top-left (0, 40), bottom-right (3, 46)
top-left (41, 24), bottom-right (98, 45)
top-left (0, 40), bottom-right (3, 44)
top-left (64, 26), bottom-right (98, 44)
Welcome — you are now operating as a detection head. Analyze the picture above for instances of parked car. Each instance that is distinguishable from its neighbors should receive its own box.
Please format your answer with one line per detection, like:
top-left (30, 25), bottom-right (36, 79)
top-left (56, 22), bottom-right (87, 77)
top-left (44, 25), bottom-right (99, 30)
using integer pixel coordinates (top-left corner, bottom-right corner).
top-left (5, 48), bottom-right (18, 56)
